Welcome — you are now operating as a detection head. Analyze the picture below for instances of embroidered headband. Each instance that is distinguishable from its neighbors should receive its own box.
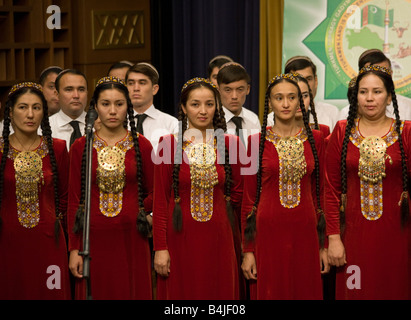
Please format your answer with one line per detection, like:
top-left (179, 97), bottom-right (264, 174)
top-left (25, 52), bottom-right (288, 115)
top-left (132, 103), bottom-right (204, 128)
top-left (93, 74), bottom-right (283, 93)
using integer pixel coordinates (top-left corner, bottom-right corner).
top-left (96, 76), bottom-right (126, 88)
top-left (181, 77), bottom-right (217, 92)
top-left (268, 73), bottom-right (298, 87)
top-left (348, 76), bottom-right (357, 88)
top-left (8, 82), bottom-right (43, 97)
top-left (358, 65), bottom-right (393, 76)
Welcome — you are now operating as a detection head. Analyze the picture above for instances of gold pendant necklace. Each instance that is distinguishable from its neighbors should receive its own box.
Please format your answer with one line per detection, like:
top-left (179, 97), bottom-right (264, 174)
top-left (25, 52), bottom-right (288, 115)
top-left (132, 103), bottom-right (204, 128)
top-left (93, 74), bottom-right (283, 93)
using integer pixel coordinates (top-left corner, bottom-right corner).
top-left (12, 136), bottom-right (44, 228)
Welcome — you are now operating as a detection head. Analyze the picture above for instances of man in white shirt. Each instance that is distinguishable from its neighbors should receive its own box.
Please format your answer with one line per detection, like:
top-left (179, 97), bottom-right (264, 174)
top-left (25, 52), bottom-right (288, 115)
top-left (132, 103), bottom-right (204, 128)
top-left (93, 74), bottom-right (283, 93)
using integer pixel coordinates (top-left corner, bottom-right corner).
top-left (217, 62), bottom-right (261, 149)
top-left (126, 62), bottom-right (178, 154)
top-left (49, 69), bottom-right (88, 151)
top-left (278, 56), bottom-right (340, 131)
top-left (338, 48), bottom-right (411, 121)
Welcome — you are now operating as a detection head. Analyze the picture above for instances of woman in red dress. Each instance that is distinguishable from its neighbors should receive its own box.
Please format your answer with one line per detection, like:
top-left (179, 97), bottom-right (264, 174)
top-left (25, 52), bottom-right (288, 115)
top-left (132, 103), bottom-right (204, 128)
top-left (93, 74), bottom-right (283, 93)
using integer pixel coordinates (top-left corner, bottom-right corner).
top-left (153, 77), bottom-right (242, 299)
top-left (241, 73), bottom-right (327, 299)
top-left (68, 76), bottom-right (154, 299)
top-left (325, 65), bottom-right (411, 299)
top-left (294, 74), bottom-right (330, 138)
top-left (0, 82), bottom-right (70, 299)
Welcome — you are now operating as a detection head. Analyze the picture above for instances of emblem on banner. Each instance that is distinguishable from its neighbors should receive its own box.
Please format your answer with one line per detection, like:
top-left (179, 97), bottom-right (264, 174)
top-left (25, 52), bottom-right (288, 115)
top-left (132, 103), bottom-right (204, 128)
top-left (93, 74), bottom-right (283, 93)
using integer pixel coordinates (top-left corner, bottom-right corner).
top-left (304, 0), bottom-right (411, 99)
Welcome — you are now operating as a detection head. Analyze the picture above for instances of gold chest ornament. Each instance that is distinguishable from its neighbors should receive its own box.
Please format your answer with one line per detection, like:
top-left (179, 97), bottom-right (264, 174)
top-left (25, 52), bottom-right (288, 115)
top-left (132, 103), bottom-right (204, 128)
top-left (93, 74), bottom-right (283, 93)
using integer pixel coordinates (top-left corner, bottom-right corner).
top-left (350, 118), bottom-right (400, 221)
top-left (267, 129), bottom-right (308, 208)
top-left (95, 133), bottom-right (133, 217)
top-left (0, 138), bottom-right (49, 229)
top-left (184, 139), bottom-right (219, 222)
top-left (14, 151), bottom-right (44, 228)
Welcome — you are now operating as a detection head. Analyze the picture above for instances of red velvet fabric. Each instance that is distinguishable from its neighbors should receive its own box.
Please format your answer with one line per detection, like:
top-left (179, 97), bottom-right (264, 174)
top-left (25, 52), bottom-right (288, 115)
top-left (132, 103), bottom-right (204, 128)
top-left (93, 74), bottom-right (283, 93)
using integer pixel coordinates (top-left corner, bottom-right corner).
top-left (67, 133), bottom-right (154, 300)
top-left (0, 138), bottom-right (71, 299)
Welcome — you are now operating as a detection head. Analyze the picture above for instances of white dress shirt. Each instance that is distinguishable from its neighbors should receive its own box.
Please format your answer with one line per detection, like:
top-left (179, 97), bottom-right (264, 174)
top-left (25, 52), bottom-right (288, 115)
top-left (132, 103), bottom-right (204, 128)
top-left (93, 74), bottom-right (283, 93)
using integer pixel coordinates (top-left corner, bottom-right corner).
top-left (223, 106), bottom-right (261, 149)
top-left (267, 100), bottom-right (339, 131)
top-left (338, 94), bottom-right (411, 121)
top-left (132, 104), bottom-right (179, 154)
top-left (49, 109), bottom-right (87, 151)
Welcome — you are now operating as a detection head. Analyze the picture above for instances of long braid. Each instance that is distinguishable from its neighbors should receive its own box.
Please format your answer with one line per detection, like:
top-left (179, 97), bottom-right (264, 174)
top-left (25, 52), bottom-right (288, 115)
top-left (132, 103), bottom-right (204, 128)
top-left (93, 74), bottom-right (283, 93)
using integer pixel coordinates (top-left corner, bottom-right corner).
top-left (339, 87), bottom-right (358, 234)
top-left (391, 89), bottom-right (409, 227)
top-left (295, 74), bottom-right (319, 130)
top-left (300, 94), bottom-right (324, 247)
top-left (41, 101), bottom-right (63, 243)
top-left (308, 91), bottom-right (319, 130)
top-left (0, 101), bottom-right (12, 230)
top-left (72, 112), bottom-right (89, 234)
top-left (127, 105), bottom-right (151, 237)
top-left (215, 102), bottom-right (235, 231)
top-left (172, 107), bottom-right (186, 231)
top-left (244, 86), bottom-right (269, 242)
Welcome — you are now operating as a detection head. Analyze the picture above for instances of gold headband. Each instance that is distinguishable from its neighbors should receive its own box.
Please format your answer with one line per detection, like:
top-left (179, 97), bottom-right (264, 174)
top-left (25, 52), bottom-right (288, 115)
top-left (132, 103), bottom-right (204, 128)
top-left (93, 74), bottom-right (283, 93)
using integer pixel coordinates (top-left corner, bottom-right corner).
top-left (268, 73), bottom-right (298, 87)
top-left (8, 82), bottom-right (43, 97)
top-left (181, 77), bottom-right (217, 92)
top-left (348, 76), bottom-right (357, 88)
top-left (96, 76), bottom-right (126, 87)
top-left (359, 65), bottom-right (393, 76)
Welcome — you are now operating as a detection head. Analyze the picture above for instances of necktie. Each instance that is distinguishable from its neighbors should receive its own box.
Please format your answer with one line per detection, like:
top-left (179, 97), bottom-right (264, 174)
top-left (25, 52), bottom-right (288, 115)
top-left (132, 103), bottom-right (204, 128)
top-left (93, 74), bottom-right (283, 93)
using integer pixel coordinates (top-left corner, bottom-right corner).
top-left (136, 114), bottom-right (148, 135)
top-left (69, 120), bottom-right (82, 147)
top-left (231, 116), bottom-right (245, 147)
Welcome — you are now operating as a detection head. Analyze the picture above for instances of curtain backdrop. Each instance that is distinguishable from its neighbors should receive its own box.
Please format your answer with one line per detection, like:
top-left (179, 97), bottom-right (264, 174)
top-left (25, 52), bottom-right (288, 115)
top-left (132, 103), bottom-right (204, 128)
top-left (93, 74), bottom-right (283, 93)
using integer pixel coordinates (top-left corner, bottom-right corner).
top-left (151, 0), bottom-right (260, 117)
top-left (259, 0), bottom-right (284, 122)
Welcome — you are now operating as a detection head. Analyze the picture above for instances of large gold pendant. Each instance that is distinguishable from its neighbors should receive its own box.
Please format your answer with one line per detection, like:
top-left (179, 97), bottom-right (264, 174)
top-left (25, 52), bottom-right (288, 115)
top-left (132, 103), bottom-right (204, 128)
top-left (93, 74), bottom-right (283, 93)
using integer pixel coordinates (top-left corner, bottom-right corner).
top-left (358, 136), bottom-right (391, 183)
top-left (275, 137), bottom-right (306, 208)
top-left (186, 142), bottom-right (218, 222)
top-left (14, 151), bottom-right (43, 228)
top-left (97, 146), bottom-right (126, 217)
top-left (358, 136), bottom-right (391, 220)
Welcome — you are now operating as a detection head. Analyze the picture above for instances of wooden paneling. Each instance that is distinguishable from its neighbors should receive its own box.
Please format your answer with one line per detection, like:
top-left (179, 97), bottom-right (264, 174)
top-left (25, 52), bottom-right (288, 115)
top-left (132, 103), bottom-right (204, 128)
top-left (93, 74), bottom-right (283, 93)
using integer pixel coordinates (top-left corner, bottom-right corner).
top-left (71, 0), bottom-right (151, 99)
top-left (0, 0), bottom-right (72, 108)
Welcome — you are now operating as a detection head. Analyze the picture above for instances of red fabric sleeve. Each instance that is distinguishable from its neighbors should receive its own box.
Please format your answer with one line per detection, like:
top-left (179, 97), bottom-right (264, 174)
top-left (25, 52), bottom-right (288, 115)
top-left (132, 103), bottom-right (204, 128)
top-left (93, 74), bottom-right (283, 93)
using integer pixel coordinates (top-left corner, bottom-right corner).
top-left (152, 134), bottom-right (175, 251)
top-left (67, 137), bottom-right (86, 251)
top-left (138, 134), bottom-right (154, 213)
top-left (53, 138), bottom-right (69, 231)
top-left (240, 133), bottom-right (260, 252)
top-left (324, 121), bottom-right (347, 236)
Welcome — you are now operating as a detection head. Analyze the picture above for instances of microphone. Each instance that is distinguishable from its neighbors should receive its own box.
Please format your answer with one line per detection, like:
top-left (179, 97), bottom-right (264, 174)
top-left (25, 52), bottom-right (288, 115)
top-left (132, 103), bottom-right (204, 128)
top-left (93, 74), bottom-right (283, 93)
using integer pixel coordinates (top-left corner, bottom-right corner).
top-left (86, 109), bottom-right (98, 132)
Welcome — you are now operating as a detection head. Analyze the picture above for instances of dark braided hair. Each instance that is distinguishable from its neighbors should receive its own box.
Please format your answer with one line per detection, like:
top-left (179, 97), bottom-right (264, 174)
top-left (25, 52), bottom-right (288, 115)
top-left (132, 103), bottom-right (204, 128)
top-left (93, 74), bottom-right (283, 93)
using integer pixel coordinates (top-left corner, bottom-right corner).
top-left (244, 74), bottom-right (324, 246)
top-left (339, 65), bottom-right (409, 231)
top-left (294, 74), bottom-right (320, 130)
top-left (0, 84), bottom-right (62, 243)
top-left (73, 77), bottom-right (150, 237)
top-left (172, 78), bottom-right (234, 232)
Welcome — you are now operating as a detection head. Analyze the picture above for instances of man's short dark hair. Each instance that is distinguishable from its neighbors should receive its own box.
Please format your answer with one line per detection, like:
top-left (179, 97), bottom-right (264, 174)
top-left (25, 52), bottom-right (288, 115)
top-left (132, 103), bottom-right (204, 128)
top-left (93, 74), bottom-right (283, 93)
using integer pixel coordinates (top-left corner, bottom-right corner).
top-left (55, 69), bottom-right (88, 92)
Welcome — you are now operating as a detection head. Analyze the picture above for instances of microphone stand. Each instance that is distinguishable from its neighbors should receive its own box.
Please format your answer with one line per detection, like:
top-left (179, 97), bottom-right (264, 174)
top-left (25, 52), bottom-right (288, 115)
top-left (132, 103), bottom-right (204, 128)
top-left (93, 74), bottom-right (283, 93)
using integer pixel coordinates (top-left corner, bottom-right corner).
top-left (79, 109), bottom-right (98, 300)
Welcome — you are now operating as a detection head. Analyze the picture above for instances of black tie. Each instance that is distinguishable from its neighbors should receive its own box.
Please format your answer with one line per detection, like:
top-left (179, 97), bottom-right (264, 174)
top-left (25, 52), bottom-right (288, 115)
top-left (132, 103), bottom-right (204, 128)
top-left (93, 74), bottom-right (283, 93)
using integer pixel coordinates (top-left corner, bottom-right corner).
top-left (69, 120), bottom-right (82, 147)
top-left (136, 114), bottom-right (148, 135)
top-left (231, 116), bottom-right (245, 147)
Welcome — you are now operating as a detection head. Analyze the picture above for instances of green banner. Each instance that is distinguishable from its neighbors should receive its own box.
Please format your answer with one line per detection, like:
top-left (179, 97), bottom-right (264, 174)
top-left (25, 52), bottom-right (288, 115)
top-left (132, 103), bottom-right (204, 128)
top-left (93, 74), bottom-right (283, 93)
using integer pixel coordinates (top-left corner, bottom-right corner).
top-left (283, 0), bottom-right (411, 109)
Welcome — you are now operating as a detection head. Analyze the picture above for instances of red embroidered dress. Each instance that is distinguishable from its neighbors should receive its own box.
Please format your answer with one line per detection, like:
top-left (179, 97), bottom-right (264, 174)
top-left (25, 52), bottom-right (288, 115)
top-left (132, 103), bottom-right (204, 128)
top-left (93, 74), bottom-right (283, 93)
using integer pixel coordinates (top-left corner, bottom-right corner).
top-left (153, 134), bottom-right (243, 300)
top-left (325, 119), bottom-right (411, 299)
top-left (241, 128), bottom-right (324, 300)
top-left (0, 138), bottom-right (70, 299)
top-left (67, 132), bottom-right (154, 300)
